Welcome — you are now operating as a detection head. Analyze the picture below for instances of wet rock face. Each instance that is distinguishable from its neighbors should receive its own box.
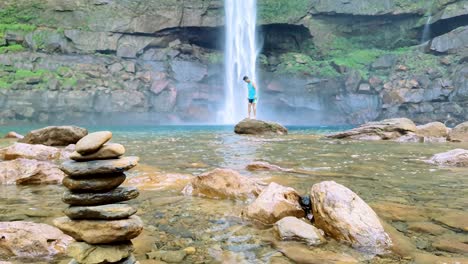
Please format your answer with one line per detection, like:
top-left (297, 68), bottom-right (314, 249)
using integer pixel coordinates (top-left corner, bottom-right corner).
top-left (234, 119), bottom-right (288, 135)
top-left (430, 26), bottom-right (468, 54)
top-left (182, 168), bottom-right (263, 200)
top-left (310, 181), bottom-right (392, 254)
top-left (19, 126), bottom-right (88, 146)
top-left (0, 221), bottom-right (73, 261)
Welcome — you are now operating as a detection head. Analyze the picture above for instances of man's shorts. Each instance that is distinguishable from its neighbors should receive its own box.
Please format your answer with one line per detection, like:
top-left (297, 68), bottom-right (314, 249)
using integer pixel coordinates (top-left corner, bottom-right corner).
top-left (248, 98), bottom-right (255, 104)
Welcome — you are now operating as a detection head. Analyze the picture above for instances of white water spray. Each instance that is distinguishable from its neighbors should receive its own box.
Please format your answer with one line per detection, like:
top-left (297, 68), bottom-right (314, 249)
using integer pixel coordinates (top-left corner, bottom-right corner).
top-left (223, 0), bottom-right (259, 124)
top-left (421, 15), bottom-right (432, 43)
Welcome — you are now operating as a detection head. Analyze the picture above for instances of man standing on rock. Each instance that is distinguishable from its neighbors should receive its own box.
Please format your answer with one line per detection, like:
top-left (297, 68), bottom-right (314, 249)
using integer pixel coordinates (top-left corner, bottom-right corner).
top-left (243, 76), bottom-right (257, 119)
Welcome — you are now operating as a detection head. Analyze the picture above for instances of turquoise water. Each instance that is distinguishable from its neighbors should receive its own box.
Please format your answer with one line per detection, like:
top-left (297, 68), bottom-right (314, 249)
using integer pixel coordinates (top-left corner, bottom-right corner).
top-left (1, 125), bottom-right (467, 263)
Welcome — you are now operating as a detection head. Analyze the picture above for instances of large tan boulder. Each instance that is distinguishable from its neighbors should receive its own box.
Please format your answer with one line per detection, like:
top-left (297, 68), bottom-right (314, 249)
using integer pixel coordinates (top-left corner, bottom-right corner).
top-left (327, 118), bottom-right (416, 140)
top-left (449, 121), bottom-right (468, 142)
top-left (415, 122), bottom-right (449, 138)
top-left (0, 158), bottom-right (66, 185)
top-left (310, 181), bottom-right (392, 254)
top-left (68, 242), bottom-right (134, 264)
top-left (234, 119), bottom-right (288, 135)
top-left (0, 221), bottom-right (73, 260)
top-left (243, 182), bottom-right (304, 225)
top-left (53, 215), bottom-right (143, 244)
top-left (75, 131), bottom-right (112, 155)
top-left (0, 142), bottom-right (61, 161)
top-left (428, 149), bottom-right (468, 167)
top-left (182, 168), bottom-right (263, 200)
top-left (274, 217), bottom-right (326, 246)
top-left (20, 126), bottom-right (87, 146)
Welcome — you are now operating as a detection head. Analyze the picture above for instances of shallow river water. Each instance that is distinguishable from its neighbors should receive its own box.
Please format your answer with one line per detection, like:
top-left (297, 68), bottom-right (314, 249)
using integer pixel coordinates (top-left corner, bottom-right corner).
top-left (1, 126), bottom-right (467, 264)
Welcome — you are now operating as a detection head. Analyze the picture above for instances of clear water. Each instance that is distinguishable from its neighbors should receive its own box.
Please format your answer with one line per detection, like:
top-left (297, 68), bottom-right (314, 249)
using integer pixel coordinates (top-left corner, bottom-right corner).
top-left (223, 0), bottom-right (259, 123)
top-left (1, 126), bottom-right (467, 263)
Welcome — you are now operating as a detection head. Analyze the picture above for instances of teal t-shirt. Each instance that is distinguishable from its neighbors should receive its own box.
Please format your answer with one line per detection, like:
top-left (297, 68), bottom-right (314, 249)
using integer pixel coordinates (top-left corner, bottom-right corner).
top-left (247, 82), bottom-right (256, 99)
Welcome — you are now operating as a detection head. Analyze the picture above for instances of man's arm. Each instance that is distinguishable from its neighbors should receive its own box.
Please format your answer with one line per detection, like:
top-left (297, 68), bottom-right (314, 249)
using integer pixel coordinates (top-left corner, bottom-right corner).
top-left (252, 82), bottom-right (257, 90)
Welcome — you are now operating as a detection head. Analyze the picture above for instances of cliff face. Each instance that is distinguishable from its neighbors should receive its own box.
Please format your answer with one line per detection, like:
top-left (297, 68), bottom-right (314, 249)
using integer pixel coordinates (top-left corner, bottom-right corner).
top-left (0, 0), bottom-right (467, 125)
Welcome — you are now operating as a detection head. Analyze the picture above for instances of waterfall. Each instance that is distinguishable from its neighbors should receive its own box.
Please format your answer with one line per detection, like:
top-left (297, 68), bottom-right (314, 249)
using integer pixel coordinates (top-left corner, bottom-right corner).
top-left (223, 0), bottom-right (259, 124)
top-left (421, 15), bottom-right (432, 43)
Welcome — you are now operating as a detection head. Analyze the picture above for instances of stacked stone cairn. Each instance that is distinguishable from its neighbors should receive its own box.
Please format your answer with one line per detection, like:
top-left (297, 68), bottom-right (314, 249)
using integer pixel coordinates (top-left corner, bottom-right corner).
top-left (53, 131), bottom-right (142, 264)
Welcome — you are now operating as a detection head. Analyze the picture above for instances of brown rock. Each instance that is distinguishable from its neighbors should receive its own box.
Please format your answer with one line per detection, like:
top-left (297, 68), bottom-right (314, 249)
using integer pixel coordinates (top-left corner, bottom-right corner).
top-left (432, 209), bottom-right (468, 232)
top-left (62, 173), bottom-right (126, 192)
top-left (182, 168), bottom-right (263, 200)
top-left (428, 149), bottom-right (468, 167)
top-left (234, 119), bottom-right (288, 135)
top-left (64, 204), bottom-right (137, 220)
top-left (0, 142), bottom-right (61, 161)
top-left (246, 161), bottom-right (291, 172)
top-left (0, 221), bottom-right (73, 260)
top-left (370, 201), bottom-right (428, 222)
top-left (413, 253), bottom-right (468, 264)
top-left (0, 158), bottom-right (66, 185)
top-left (76, 131), bottom-right (112, 155)
top-left (62, 187), bottom-right (139, 206)
top-left (327, 118), bottom-right (416, 140)
top-left (407, 222), bottom-right (447, 235)
top-left (310, 181), bottom-right (392, 254)
top-left (3, 131), bottom-right (24, 139)
top-left (20, 126), bottom-right (87, 146)
top-left (68, 241), bottom-right (134, 264)
top-left (449, 121), bottom-right (468, 142)
top-left (70, 143), bottom-right (125, 161)
top-left (381, 221), bottom-right (416, 258)
top-left (274, 217), bottom-right (326, 246)
top-left (243, 182), bottom-right (304, 225)
top-left (53, 215), bottom-right (144, 244)
top-left (274, 241), bottom-right (358, 264)
top-left (433, 238), bottom-right (468, 254)
top-left (61, 156), bottom-right (139, 177)
top-left (416, 122), bottom-right (449, 138)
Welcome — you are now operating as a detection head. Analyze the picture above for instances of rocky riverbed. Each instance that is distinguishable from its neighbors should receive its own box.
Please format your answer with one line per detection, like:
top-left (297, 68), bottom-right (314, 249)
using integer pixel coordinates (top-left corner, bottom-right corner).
top-left (0, 124), bottom-right (467, 263)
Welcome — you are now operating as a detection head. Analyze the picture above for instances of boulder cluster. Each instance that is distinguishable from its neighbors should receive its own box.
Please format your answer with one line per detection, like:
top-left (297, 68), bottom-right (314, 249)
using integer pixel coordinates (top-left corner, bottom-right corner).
top-left (53, 131), bottom-right (142, 264)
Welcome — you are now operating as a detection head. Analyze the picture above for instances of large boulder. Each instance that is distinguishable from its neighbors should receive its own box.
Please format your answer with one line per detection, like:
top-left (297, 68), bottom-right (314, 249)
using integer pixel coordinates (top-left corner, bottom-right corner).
top-left (0, 142), bottom-right (62, 161)
top-left (0, 221), bottom-right (73, 260)
top-left (243, 182), bottom-right (305, 225)
top-left (182, 168), bottom-right (263, 200)
top-left (327, 118), bottom-right (416, 140)
top-left (20, 126), bottom-right (88, 146)
top-left (310, 181), bottom-right (392, 254)
top-left (448, 122), bottom-right (468, 142)
top-left (53, 215), bottom-right (144, 244)
top-left (430, 26), bottom-right (468, 54)
top-left (0, 158), bottom-right (66, 185)
top-left (234, 119), bottom-right (288, 135)
top-left (415, 122), bottom-right (449, 138)
top-left (274, 217), bottom-right (326, 246)
top-left (427, 149), bottom-right (468, 167)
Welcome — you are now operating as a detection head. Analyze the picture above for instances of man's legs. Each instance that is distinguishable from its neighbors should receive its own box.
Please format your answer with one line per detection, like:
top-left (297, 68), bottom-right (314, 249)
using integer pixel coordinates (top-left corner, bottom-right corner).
top-left (252, 103), bottom-right (257, 119)
top-left (248, 102), bottom-right (252, 119)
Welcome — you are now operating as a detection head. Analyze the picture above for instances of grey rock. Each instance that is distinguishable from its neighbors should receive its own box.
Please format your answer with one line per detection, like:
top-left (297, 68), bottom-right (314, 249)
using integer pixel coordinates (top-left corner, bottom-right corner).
top-left (68, 242), bottom-right (134, 264)
top-left (430, 26), bottom-right (468, 54)
top-left (60, 156), bottom-right (139, 177)
top-left (62, 187), bottom-right (139, 206)
top-left (62, 174), bottom-right (126, 192)
top-left (234, 119), bottom-right (288, 135)
top-left (64, 203), bottom-right (137, 220)
top-left (20, 126), bottom-right (88, 146)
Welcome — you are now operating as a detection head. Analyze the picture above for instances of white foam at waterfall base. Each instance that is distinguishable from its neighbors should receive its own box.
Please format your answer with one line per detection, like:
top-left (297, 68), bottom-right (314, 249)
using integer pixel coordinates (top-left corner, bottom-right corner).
top-left (222, 0), bottom-right (259, 124)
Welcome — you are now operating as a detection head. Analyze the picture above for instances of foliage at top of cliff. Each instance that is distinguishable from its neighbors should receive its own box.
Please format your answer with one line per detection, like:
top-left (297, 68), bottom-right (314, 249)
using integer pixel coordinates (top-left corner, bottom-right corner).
top-left (258, 0), bottom-right (312, 24)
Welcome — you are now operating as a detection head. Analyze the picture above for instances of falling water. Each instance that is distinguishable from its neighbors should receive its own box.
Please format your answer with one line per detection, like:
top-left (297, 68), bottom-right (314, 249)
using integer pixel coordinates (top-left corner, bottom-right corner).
top-left (421, 15), bottom-right (432, 43)
top-left (223, 0), bottom-right (259, 124)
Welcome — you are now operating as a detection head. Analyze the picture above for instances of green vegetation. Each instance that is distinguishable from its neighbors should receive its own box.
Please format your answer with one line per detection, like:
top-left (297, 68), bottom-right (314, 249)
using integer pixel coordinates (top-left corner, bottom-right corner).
top-left (276, 53), bottom-right (339, 77)
top-left (205, 52), bottom-right (224, 65)
top-left (259, 0), bottom-right (311, 23)
top-left (0, 44), bottom-right (25, 54)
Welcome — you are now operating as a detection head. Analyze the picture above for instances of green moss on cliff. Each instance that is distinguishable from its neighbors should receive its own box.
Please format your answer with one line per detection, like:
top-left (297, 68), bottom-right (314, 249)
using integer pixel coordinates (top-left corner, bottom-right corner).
top-left (258, 0), bottom-right (311, 23)
top-left (0, 44), bottom-right (25, 54)
top-left (276, 53), bottom-right (339, 77)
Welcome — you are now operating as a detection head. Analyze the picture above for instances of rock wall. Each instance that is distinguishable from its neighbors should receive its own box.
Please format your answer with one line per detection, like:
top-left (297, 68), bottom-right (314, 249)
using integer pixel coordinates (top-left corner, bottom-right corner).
top-left (0, 0), bottom-right (467, 125)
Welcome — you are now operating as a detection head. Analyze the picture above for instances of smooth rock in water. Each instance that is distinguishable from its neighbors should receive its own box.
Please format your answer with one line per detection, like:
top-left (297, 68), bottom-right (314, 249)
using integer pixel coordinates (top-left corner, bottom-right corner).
top-left (61, 156), bottom-right (139, 177)
top-left (234, 118), bottom-right (288, 135)
top-left (433, 238), bottom-right (468, 254)
top-left (0, 221), bottom-right (73, 260)
top-left (53, 215), bottom-right (144, 244)
top-left (70, 143), bottom-right (125, 161)
top-left (407, 222), bottom-right (447, 235)
top-left (62, 173), bottom-right (126, 192)
top-left (68, 241), bottom-right (134, 264)
top-left (326, 118), bottom-right (416, 140)
top-left (62, 187), bottom-right (139, 206)
top-left (275, 217), bottom-right (325, 246)
top-left (448, 121), bottom-right (468, 142)
top-left (3, 131), bottom-right (24, 139)
top-left (393, 132), bottom-right (422, 143)
top-left (147, 250), bottom-right (187, 263)
top-left (274, 241), bottom-right (358, 264)
top-left (0, 142), bottom-right (61, 161)
top-left (243, 182), bottom-right (304, 225)
top-left (76, 131), bottom-right (112, 155)
top-left (428, 149), bottom-right (468, 167)
top-left (310, 181), bottom-right (392, 254)
top-left (416, 122), bottom-right (449, 138)
top-left (64, 204), bottom-right (137, 220)
top-left (182, 168), bottom-right (263, 200)
top-left (20, 126), bottom-right (87, 146)
top-left (432, 209), bottom-right (468, 232)
top-left (246, 161), bottom-right (290, 172)
top-left (0, 158), bottom-right (66, 185)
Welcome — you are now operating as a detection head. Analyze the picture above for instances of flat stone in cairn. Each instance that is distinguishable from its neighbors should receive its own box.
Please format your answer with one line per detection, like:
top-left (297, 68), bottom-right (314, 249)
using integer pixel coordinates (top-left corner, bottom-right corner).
top-left (53, 215), bottom-right (144, 244)
top-left (62, 174), bottom-right (126, 192)
top-left (76, 131), bottom-right (112, 155)
top-left (61, 156), bottom-right (139, 177)
top-left (70, 143), bottom-right (125, 161)
top-left (62, 187), bottom-right (139, 206)
top-left (64, 204), bottom-right (137, 220)
top-left (68, 241), bottom-right (134, 264)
